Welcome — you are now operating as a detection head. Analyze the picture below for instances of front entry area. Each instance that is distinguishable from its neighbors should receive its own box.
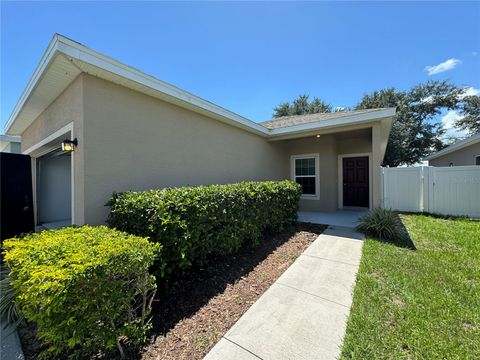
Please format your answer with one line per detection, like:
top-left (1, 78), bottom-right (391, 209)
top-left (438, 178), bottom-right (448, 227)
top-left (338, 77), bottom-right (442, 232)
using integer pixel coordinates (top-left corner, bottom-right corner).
top-left (342, 156), bottom-right (369, 208)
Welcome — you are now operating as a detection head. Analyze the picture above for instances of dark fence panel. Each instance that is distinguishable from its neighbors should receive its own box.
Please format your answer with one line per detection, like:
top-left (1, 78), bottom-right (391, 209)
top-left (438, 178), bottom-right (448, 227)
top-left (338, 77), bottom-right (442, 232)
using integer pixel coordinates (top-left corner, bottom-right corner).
top-left (1, 152), bottom-right (34, 241)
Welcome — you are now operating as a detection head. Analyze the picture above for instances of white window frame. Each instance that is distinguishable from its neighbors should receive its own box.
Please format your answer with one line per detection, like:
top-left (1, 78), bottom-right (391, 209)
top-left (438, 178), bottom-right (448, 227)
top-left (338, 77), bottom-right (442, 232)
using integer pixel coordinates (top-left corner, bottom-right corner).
top-left (291, 153), bottom-right (320, 200)
top-left (475, 155), bottom-right (480, 166)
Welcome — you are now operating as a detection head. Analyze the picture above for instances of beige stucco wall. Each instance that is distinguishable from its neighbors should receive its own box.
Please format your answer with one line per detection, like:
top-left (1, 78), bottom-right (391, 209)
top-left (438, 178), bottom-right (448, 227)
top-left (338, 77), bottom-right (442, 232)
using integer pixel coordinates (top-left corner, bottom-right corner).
top-left (282, 135), bottom-right (338, 212)
top-left (82, 75), bottom-right (285, 224)
top-left (19, 73), bottom-right (389, 225)
top-left (429, 142), bottom-right (480, 167)
top-left (21, 76), bottom-right (84, 152)
top-left (20, 75), bottom-right (85, 225)
top-left (371, 120), bottom-right (391, 208)
top-left (337, 135), bottom-right (371, 155)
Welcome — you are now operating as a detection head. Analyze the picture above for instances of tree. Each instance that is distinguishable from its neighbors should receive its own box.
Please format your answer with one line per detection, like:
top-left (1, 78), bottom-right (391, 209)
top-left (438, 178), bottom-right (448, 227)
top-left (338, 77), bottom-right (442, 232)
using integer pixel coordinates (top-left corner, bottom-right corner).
top-left (355, 81), bottom-right (464, 167)
top-left (273, 94), bottom-right (332, 117)
top-left (455, 95), bottom-right (480, 134)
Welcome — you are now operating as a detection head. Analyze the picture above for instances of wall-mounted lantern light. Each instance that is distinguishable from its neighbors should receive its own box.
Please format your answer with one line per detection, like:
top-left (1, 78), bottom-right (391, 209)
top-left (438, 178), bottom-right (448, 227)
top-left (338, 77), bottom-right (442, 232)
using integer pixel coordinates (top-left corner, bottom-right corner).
top-left (62, 138), bottom-right (78, 152)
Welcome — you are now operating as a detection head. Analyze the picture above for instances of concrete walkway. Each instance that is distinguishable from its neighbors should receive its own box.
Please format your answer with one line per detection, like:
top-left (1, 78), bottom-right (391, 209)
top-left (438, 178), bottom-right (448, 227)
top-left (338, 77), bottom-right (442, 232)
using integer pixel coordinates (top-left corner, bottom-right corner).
top-left (0, 316), bottom-right (24, 360)
top-left (204, 226), bottom-right (364, 360)
top-left (298, 210), bottom-right (367, 228)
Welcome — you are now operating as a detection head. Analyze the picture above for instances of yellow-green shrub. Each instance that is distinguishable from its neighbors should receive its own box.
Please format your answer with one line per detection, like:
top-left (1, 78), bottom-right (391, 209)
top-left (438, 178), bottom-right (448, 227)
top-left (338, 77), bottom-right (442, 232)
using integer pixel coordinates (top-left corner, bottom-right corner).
top-left (106, 180), bottom-right (302, 278)
top-left (3, 226), bottom-right (160, 359)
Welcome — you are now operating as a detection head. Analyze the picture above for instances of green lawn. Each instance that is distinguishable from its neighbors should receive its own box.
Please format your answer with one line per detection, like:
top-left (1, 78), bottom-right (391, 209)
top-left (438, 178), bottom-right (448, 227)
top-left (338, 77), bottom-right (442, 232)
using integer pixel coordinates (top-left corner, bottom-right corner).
top-left (341, 214), bottom-right (480, 359)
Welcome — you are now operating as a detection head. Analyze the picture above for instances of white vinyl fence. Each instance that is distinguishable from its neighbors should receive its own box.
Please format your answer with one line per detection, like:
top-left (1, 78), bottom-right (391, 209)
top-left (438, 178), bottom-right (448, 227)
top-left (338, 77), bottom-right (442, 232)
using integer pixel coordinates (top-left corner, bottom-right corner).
top-left (382, 166), bottom-right (480, 218)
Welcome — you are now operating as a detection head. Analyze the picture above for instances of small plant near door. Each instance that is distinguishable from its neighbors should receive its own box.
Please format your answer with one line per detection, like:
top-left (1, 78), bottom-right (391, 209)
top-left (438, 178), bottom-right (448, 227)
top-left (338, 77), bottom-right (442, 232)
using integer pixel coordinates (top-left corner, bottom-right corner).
top-left (2, 226), bottom-right (160, 359)
top-left (357, 208), bottom-right (412, 247)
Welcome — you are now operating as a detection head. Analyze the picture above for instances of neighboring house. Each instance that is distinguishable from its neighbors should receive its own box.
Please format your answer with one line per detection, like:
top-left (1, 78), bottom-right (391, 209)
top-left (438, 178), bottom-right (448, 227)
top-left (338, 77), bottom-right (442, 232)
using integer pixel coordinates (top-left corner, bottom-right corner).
top-left (0, 134), bottom-right (21, 153)
top-left (426, 133), bottom-right (480, 167)
top-left (4, 34), bottom-right (395, 227)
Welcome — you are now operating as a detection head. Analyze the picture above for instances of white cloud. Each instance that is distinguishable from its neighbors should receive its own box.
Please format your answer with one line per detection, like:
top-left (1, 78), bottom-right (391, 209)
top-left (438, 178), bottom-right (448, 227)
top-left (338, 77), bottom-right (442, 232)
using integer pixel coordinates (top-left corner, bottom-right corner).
top-left (420, 95), bottom-right (434, 104)
top-left (442, 110), bottom-right (461, 128)
top-left (441, 110), bottom-right (467, 138)
top-left (425, 58), bottom-right (461, 75)
top-left (463, 86), bottom-right (480, 97)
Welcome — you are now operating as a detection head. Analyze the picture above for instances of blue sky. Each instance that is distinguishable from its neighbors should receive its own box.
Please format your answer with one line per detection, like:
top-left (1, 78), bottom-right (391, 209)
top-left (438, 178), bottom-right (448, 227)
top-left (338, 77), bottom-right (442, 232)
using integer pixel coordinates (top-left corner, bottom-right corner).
top-left (1, 1), bottom-right (479, 133)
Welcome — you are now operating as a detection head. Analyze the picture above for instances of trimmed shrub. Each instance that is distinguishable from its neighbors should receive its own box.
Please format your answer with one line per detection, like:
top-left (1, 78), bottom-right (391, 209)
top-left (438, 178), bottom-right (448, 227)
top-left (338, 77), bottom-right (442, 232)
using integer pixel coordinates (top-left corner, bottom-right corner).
top-left (3, 226), bottom-right (160, 359)
top-left (106, 180), bottom-right (302, 278)
top-left (357, 208), bottom-right (409, 244)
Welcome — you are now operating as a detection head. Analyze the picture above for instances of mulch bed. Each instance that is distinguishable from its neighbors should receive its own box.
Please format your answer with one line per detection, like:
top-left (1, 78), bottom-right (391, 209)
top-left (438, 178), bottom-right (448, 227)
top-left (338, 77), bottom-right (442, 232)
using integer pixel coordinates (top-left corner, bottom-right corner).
top-left (139, 223), bottom-right (325, 360)
top-left (17, 223), bottom-right (326, 359)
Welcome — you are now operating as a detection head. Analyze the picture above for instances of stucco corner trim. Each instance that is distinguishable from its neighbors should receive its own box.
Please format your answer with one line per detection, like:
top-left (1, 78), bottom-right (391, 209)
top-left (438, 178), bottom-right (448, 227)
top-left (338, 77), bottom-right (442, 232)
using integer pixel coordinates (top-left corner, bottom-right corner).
top-left (22, 122), bottom-right (74, 156)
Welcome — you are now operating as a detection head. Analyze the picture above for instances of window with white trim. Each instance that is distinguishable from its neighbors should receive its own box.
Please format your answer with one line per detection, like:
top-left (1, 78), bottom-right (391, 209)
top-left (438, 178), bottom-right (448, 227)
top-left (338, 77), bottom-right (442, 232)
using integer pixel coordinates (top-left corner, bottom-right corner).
top-left (291, 154), bottom-right (319, 199)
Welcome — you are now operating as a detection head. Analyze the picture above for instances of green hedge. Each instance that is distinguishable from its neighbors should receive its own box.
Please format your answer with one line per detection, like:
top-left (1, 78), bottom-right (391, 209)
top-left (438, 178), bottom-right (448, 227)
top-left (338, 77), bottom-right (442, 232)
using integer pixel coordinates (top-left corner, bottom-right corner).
top-left (106, 180), bottom-right (302, 278)
top-left (3, 226), bottom-right (160, 359)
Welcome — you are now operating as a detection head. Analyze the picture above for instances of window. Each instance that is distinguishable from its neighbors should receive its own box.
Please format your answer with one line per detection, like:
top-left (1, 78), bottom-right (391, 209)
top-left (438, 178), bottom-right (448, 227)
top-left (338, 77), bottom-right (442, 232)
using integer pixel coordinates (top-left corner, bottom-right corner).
top-left (291, 154), bottom-right (319, 199)
top-left (475, 155), bottom-right (480, 166)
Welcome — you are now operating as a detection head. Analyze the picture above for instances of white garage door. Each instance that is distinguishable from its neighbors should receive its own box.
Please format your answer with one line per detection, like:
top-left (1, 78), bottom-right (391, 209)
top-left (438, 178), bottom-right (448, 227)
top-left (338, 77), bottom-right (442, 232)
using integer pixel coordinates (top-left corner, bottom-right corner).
top-left (37, 151), bottom-right (71, 226)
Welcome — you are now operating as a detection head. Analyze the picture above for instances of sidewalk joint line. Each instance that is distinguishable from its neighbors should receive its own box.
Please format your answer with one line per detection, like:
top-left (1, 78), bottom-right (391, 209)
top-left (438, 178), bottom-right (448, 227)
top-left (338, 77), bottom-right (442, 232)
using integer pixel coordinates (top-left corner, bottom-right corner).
top-left (223, 337), bottom-right (264, 359)
top-left (301, 253), bottom-right (359, 267)
top-left (275, 282), bottom-right (350, 308)
top-left (319, 235), bottom-right (364, 243)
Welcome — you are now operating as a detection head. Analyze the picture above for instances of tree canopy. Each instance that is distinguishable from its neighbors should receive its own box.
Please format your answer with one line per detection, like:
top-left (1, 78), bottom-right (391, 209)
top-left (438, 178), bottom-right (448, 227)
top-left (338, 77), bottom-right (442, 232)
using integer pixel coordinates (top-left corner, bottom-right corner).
top-left (456, 95), bottom-right (480, 134)
top-left (355, 81), bottom-right (463, 166)
top-left (273, 94), bottom-right (332, 117)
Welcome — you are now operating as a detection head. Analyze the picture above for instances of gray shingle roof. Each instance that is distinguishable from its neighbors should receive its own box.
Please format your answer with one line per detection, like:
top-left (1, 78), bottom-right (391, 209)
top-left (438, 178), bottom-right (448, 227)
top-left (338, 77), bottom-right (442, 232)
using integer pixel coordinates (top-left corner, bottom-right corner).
top-left (260, 108), bottom-right (391, 129)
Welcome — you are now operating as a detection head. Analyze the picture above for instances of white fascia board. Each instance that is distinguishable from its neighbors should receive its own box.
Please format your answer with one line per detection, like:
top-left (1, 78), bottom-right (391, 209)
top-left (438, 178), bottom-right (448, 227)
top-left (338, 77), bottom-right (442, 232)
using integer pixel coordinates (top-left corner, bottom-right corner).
top-left (267, 108), bottom-right (396, 138)
top-left (5, 34), bottom-right (396, 139)
top-left (4, 35), bottom-right (60, 133)
top-left (55, 36), bottom-right (269, 136)
top-left (5, 34), bottom-right (268, 136)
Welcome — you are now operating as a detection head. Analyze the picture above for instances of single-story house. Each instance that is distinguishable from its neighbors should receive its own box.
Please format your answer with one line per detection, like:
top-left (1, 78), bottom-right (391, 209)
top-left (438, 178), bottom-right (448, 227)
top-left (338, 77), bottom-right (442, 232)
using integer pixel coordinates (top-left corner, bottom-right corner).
top-left (0, 134), bottom-right (21, 153)
top-left (426, 133), bottom-right (480, 167)
top-left (4, 34), bottom-right (396, 227)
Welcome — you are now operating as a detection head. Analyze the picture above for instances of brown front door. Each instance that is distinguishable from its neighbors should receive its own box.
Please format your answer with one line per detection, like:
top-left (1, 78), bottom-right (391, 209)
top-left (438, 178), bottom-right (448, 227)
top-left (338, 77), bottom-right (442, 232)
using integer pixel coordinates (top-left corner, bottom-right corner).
top-left (343, 157), bottom-right (369, 207)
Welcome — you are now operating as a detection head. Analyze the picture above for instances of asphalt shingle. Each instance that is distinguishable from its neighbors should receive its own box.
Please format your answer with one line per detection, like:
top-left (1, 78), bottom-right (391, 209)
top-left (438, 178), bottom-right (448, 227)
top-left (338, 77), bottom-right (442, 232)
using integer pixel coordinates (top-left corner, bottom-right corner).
top-left (261, 108), bottom-right (391, 129)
